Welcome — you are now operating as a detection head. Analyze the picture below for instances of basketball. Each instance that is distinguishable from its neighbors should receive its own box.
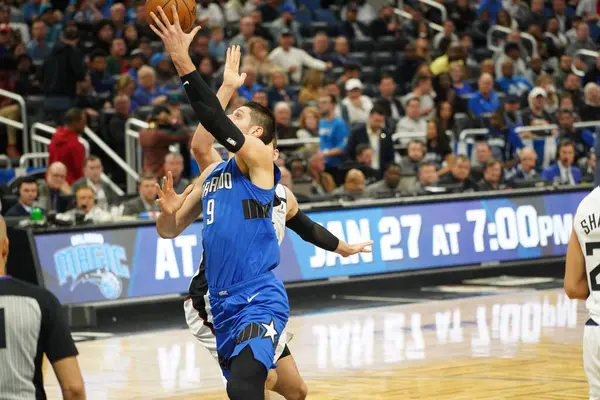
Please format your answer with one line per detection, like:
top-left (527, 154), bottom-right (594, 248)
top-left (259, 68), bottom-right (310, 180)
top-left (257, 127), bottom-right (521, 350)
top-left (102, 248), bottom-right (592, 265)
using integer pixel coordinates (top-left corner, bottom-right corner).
top-left (145, 0), bottom-right (197, 33)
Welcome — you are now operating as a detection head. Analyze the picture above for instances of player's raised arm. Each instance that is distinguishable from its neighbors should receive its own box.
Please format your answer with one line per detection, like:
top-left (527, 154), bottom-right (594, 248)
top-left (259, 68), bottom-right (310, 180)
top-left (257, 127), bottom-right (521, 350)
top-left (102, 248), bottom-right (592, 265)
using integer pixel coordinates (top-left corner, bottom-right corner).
top-left (283, 186), bottom-right (373, 256)
top-left (565, 227), bottom-right (590, 299)
top-left (150, 7), bottom-right (272, 173)
top-left (191, 46), bottom-right (247, 171)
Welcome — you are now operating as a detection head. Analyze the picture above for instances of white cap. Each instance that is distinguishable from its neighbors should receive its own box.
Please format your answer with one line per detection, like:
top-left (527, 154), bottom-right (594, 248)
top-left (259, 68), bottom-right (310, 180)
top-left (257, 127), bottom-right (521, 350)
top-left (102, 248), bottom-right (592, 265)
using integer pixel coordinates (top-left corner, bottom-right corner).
top-left (345, 78), bottom-right (363, 92)
top-left (529, 87), bottom-right (547, 99)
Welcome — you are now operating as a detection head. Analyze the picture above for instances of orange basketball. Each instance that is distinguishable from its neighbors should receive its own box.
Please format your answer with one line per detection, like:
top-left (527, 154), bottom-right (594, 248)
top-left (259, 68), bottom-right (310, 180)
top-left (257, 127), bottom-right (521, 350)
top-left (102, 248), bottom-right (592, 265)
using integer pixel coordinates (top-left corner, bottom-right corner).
top-left (145, 0), bottom-right (197, 33)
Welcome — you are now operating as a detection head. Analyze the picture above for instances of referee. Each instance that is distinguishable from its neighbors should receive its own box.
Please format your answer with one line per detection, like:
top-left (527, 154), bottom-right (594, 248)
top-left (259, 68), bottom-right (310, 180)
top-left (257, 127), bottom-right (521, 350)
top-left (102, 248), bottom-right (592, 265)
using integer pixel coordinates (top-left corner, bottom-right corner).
top-left (0, 216), bottom-right (86, 399)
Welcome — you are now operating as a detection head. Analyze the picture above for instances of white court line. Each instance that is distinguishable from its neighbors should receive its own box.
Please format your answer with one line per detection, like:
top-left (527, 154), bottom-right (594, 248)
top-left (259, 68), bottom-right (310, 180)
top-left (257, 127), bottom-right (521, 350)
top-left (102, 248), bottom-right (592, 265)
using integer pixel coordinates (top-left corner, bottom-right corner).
top-left (336, 294), bottom-right (432, 303)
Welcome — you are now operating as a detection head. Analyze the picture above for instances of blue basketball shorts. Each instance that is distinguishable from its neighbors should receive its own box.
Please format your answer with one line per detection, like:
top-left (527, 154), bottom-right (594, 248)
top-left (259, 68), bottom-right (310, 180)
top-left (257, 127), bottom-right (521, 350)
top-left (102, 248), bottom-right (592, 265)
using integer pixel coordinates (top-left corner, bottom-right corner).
top-left (208, 271), bottom-right (290, 379)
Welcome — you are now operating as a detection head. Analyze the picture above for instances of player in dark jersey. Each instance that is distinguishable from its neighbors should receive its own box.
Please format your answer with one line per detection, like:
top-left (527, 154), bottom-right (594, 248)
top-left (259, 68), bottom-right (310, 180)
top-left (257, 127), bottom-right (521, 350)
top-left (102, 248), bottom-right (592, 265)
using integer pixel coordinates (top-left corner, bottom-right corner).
top-left (151, 8), bottom-right (305, 399)
top-left (0, 216), bottom-right (85, 400)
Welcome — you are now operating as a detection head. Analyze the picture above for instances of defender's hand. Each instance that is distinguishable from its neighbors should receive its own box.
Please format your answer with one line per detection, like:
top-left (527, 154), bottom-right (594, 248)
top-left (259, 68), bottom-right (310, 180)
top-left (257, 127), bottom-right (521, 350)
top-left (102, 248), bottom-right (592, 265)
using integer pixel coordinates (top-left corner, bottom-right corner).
top-left (223, 46), bottom-right (247, 89)
top-left (149, 5), bottom-right (201, 60)
top-left (156, 171), bottom-right (194, 216)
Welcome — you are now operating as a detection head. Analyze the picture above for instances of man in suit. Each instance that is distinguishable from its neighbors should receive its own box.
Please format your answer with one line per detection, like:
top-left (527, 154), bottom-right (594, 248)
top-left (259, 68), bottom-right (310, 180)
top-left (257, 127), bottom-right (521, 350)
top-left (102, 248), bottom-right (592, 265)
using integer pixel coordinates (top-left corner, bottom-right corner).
top-left (346, 105), bottom-right (395, 177)
top-left (5, 177), bottom-right (38, 217)
top-left (340, 6), bottom-right (370, 40)
top-left (374, 73), bottom-right (404, 123)
top-left (477, 159), bottom-right (505, 191)
top-left (122, 172), bottom-right (160, 216)
top-left (438, 155), bottom-right (479, 192)
top-left (505, 147), bottom-right (539, 185)
top-left (71, 155), bottom-right (118, 210)
top-left (37, 162), bottom-right (72, 213)
top-left (542, 139), bottom-right (583, 185)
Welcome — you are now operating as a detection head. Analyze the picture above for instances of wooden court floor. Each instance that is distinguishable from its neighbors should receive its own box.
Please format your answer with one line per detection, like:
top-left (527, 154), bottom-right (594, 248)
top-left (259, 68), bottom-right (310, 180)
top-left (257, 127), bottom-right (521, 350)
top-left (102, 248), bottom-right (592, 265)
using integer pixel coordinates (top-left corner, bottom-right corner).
top-left (43, 289), bottom-right (589, 399)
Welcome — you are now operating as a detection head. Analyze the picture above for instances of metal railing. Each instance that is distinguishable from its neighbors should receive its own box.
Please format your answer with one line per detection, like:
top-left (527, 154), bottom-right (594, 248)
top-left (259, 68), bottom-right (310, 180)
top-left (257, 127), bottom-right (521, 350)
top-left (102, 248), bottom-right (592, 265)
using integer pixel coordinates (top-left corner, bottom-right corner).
top-left (19, 152), bottom-right (49, 168)
top-left (394, 8), bottom-right (442, 33)
top-left (30, 122), bottom-right (90, 160)
top-left (486, 26), bottom-right (538, 57)
top-left (513, 121), bottom-right (599, 134)
top-left (83, 126), bottom-right (139, 194)
top-left (125, 118), bottom-right (147, 192)
top-left (417, 0), bottom-right (447, 22)
top-left (0, 89), bottom-right (29, 154)
top-left (459, 129), bottom-right (488, 141)
top-left (572, 49), bottom-right (599, 77)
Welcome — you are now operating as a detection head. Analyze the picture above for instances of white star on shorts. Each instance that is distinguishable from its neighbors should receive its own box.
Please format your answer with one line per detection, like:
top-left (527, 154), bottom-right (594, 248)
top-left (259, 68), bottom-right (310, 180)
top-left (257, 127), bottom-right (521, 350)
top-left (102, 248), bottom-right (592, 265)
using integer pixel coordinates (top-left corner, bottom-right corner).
top-left (261, 320), bottom-right (278, 343)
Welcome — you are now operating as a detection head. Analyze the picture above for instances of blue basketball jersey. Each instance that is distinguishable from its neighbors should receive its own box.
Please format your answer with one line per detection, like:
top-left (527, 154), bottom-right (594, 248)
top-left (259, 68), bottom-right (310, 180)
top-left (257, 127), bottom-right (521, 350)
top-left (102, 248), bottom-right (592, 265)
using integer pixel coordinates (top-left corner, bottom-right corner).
top-left (201, 158), bottom-right (281, 290)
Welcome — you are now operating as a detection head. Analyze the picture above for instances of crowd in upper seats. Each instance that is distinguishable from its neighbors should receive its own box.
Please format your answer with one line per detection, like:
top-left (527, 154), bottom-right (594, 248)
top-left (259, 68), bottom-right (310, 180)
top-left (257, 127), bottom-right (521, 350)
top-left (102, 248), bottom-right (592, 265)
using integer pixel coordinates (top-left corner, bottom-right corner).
top-left (0, 0), bottom-right (599, 216)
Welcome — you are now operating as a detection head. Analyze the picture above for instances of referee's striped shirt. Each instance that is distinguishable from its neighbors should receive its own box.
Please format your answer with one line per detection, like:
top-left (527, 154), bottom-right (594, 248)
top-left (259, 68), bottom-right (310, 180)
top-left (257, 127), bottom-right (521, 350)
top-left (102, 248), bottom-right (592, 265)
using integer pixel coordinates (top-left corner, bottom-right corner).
top-left (0, 276), bottom-right (78, 399)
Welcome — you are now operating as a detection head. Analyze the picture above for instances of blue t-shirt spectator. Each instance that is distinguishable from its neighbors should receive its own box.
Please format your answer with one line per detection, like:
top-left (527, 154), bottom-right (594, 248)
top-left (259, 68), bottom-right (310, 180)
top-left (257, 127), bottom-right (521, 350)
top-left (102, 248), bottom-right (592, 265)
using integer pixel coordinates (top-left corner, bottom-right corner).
top-left (132, 86), bottom-right (168, 107)
top-left (453, 82), bottom-right (474, 97)
top-left (26, 40), bottom-right (53, 63)
top-left (209, 40), bottom-right (227, 60)
top-left (238, 82), bottom-right (264, 101)
top-left (496, 76), bottom-right (533, 97)
top-left (486, 127), bottom-right (524, 163)
top-left (319, 117), bottom-right (349, 168)
top-left (468, 90), bottom-right (500, 118)
top-left (477, 0), bottom-right (502, 23)
top-left (90, 70), bottom-right (115, 95)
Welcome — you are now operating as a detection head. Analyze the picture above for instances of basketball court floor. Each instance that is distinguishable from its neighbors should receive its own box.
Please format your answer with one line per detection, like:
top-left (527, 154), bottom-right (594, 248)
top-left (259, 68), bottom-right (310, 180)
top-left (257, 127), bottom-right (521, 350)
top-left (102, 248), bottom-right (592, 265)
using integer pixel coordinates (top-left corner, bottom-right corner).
top-left (42, 277), bottom-right (588, 399)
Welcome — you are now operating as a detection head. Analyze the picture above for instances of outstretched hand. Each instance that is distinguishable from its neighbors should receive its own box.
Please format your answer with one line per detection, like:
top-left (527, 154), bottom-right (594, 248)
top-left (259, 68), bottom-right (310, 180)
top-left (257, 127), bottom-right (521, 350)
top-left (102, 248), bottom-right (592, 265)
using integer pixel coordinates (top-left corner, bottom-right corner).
top-left (156, 171), bottom-right (194, 216)
top-left (223, 46), bottom-right (247, 89)
top-left (336, 240), bottom-right (374, 257)
top-left (149, 5), bottom-right (201, 63)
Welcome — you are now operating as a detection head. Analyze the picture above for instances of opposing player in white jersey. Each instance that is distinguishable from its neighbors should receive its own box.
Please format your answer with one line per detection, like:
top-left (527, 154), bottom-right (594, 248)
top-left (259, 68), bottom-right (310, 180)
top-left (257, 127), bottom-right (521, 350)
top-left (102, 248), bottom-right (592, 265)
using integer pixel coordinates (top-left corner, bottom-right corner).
top-left (157, 46), bottom-right (372, 399)
top-left (565, 186), bottom-right (600, 400)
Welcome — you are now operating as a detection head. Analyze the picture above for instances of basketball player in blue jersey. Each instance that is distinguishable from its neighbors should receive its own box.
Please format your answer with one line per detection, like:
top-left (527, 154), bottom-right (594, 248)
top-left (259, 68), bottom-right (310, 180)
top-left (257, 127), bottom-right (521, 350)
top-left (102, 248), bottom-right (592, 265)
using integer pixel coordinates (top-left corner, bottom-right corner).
top-left (150, 8), bottom-right (330, 399)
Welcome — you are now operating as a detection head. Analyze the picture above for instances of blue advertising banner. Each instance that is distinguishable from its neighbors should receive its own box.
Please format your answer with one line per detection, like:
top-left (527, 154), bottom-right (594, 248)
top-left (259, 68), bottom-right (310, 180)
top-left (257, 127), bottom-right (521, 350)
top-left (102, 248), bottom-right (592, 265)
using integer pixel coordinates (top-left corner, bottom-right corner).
top-left (34, 190), bottom-right (588, 305)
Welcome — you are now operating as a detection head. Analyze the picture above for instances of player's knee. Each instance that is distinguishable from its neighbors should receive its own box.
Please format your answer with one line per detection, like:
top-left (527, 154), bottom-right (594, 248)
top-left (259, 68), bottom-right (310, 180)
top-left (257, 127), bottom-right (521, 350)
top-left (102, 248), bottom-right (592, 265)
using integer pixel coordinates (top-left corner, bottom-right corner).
top-left (265, 369), bottom-right (278, 391)
top-left (288, 382), bottom-right (308, 400)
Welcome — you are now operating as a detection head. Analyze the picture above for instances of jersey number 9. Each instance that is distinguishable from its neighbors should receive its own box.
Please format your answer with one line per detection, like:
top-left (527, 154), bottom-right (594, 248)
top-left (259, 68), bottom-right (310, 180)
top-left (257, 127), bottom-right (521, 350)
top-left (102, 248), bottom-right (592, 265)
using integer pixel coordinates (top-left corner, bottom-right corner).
top-left (206, 199), bottom-right (215, 225)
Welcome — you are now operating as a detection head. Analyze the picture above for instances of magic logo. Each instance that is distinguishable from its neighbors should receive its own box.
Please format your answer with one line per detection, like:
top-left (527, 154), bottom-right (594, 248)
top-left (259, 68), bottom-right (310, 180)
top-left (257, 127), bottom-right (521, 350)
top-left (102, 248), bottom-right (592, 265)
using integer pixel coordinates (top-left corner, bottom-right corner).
top-left (54, 233), bottom-right (130, 300)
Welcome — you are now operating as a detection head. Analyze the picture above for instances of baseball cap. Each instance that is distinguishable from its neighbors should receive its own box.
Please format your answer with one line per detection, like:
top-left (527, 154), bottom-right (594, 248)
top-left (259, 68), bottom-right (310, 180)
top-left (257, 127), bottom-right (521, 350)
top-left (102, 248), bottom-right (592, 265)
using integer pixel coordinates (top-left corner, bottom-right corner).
top-left (529, 87), bottom-right (547, 99)
top-left (0, 24), bottom-right (11, 33)
top-left (505, 94), bottom-right (520, 103)
top-left (281, 4), bottom-right (296, 14)
top-left (150, 52), bottom-right (169, 68)
top-left (345, 78), bottom-right (363, 91)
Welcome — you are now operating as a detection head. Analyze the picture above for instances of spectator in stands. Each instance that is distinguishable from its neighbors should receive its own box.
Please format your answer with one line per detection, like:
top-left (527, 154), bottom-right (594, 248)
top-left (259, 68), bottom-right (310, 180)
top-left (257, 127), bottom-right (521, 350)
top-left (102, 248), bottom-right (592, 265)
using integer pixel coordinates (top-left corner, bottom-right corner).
top-left (243, 37), bottom-right (276, 80)
top-left (273, 102), bottom-right (297, 140)
top-left (88, 51), bottom-right (115, 96)
top-left (110, 3), bottom-right (126, 36)
top-left (133, 66), bottom-right (167, 107)
top-left (197, 55), bottom-right (218, 92)
top-left (127, 49), bottom-right (146, 81)
top-left (115, 75), bottom-right (137, 111)
top-left (369, 3), bottom-right (402, 40)
top-left (496, 59), bottom-right (533, 98)
top-left (190, 34), bottom-right (210, 60)
top-left (430, 44), bottom-right (464, 76)
top-left (565, 22), bottom-right (597, 56)
top-left (123, 24), bottom-right (139, 51)
top-left (553, 55), bottom-right (572, 90)
top-left (425, 121), bottom-right (454, 176)
top-left (48, 108), bottom-right (86, 184)
top-left (395, 98), bottom-right (427, 140)
top-left (268, 30), bottom-right (330, 85)
top-left (505, 147), bottom-right (539, 184)
top-left (584, 55), bottom-right (600, 86)
top-left (559, 93), bottom-right (577, 116)
top-left (0, 57), bottom-right (20, 158)
top-left (563, 73), bottom-right (584, 110)
top-left (224, 0), bottom-right (256, 23)
top-left (365, 163), bottom-right (402, 197)
top-left (582, 149), bottom-right (596, 182)
top-left (71, 155), bottom-right (117, 210)
top-left (374, 73), bottom-right (403, 122)
top-left (438, 154), bottom-right (478, 192)
top-left (208, 25), bottom-right (227, 61)
top-left (347, 105), bottom-right (394, 175)
top-left (477, 159), bottom-right (504, 191)
top-left (152, 53), bottom-right (179, 91)
top-left (230, 16), bottom-right (255, 54)
top-left (551, 0), bottom-right (574, 31)
top-left (71, 0), bottom-right (103, 24)
top-left (251, 90), bottom-right (269, 108)
top-left (395, 44), bottom-right (424, 95)
top-left (495, 42), bottom-right (528, 80)
top-left (133, 2), bottom-right (153, 40)
top-left (160, 152), bottom-right (190, 195)
top-left (238, 65), bottom-right (263, 101)
top-left (60, 186), bottom-right (112, 223)
top-left (340, 6), bottom-right (369, 40)
top-left (413, 161), bottom-right (440, 194)
top-left (449, 0), bottom-right (477, 34)
top-left (258, 0), bottom-right (280, 23)
top-left (581, 83), bottom-right (600, 121)
top-left (0, 24), bottom-right (12, 57)
top-left (249, 9), bottom-right (274, 43)
top-left (298, 69), bottom-right (325, 105)
top-left (497, 9), bottom-right (519, 30)
top-left (140, 106), bottom-right (190, 178)
top-left (542, 139), bottom-right (582, 184)
top-left (503, 95), bottom-right (524, 129)
top-left (0, 3), bottom-right (28, 42)
top-left (307, 152), bottom-right (336, 195)
top-left (40, 21), bottom-right (86, 121)
top-left (337, 62), bottom-right (361, 97)
top-left (333, 168), bottom-right (366, 198)
top-left (545, 17), bottom-right (568, 54)
top-left (341, 1), bottom-right (376, 25)
top-left (504, 0), bottom-right (530, 27)
top-left (557, 109), bottom-right (595, 162)
top-left (106, 38), bottom-right (128, 75)
top-left (449, 63), bottom-right (474, 97)
top-left (330, 37), bottom-right (356, 68)
top-left (433, 21), bottom-right (459, 51)
top-left (436, 101), bottom-right (455, 134)
top-left (402, 75), bottom-right (435, 120)
top-left (269, 4), bottom-right (302, 46)
top-left (37, 162), bottom-right (72, 213)
top-left (342, 79), bottom-right (373, 126)
top-left (523, 0), bottom-right (547, 29)
top-left (352, 144), bottom-right (380, 183)
top-left (22, 0), bottom-right (42, 23)
top-left (400, 140), bottom-right (425, 177)
top-left (468, 73), bottom-right (500, 118)
top-left (197, 0), bottom-right (225, 27)
top-left (26, 19), bottom-right (52, 62)
top-left (318, 94), bottom-right (350, 185)
top-left (311, 32), bottom-right (332, 64)
top-left (94, 20), bottom-right (115, 55)
top-left (522, 87), bottom-right (555, 126)
top-left (297, 106), bottom-right (319, 139)
top-left (470, 142), bottom-right (493, 182)
top-left (122, 172), bottom-right (160, 215)
top-left (486, 111), bottom-right (525, 167)
top-left (5, 177), bottom-right (39, 217)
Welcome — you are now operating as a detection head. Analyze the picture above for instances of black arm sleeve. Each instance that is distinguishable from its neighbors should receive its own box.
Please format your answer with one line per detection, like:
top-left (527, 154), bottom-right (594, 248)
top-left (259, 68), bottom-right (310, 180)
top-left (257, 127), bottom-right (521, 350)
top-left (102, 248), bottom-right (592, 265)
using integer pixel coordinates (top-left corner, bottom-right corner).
top-left (286, 209), bottom-right (339, 252)
top-left (180, 70), bottom-right (245, 152)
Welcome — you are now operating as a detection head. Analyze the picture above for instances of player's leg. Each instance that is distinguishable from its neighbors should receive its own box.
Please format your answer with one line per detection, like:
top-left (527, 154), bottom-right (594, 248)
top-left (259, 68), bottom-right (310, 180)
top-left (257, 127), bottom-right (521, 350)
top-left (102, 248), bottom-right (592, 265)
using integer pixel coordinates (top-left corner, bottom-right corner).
top-left (584, 324), bottom-right (600, 400)
top-left (183, 297), bottom-right (218, 358)
top-left (227, 346), bottom-right (268, 400)
top-left (269, 346), bottom-right (308, 400)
